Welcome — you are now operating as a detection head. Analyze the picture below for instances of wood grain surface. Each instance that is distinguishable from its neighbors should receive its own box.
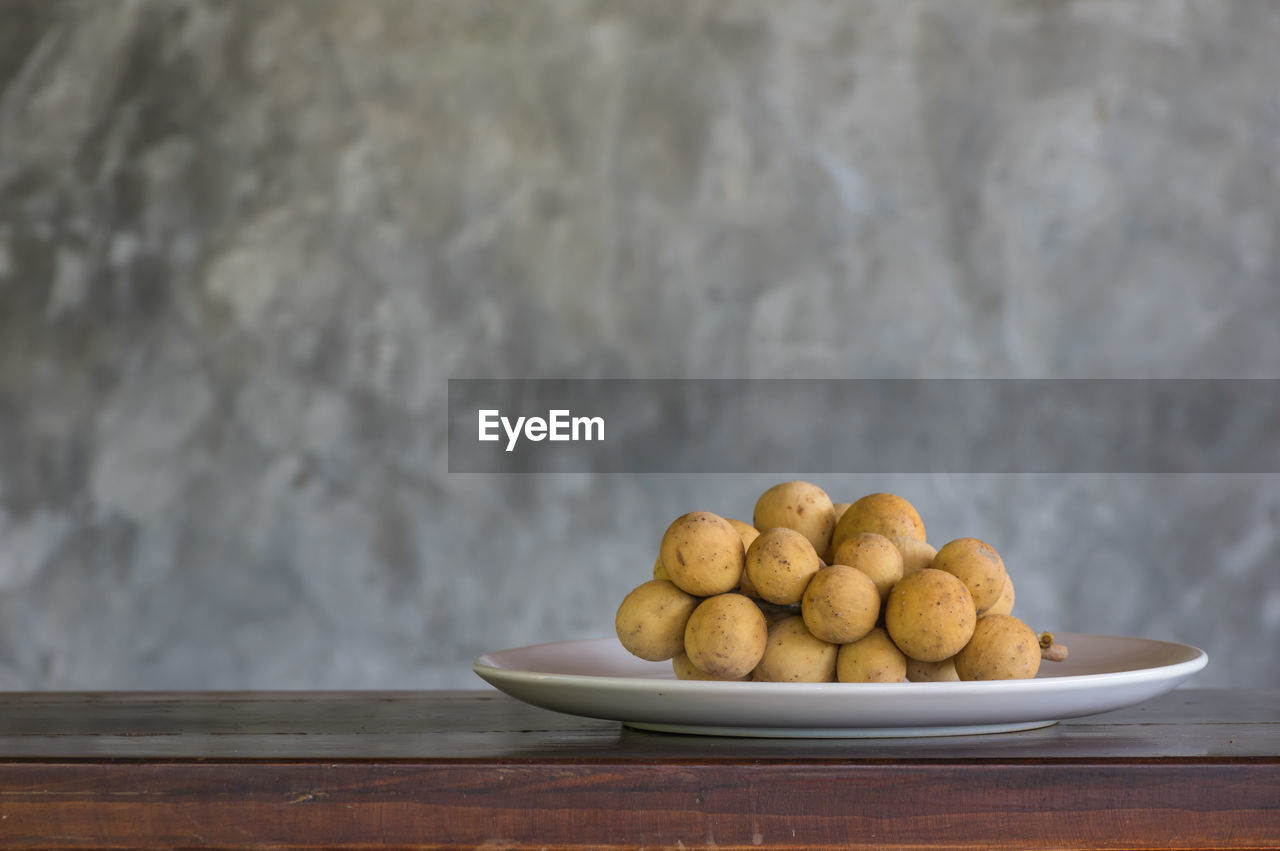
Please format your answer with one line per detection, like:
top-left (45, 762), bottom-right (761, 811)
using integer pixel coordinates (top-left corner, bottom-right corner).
top-left (0, 688), bottom-right (1276, 849)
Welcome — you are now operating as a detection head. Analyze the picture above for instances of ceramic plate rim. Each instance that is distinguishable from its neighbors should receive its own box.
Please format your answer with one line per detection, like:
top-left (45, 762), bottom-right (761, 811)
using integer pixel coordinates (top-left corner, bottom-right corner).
top-left (472, 632), bottom-right (1208, 737)
top-left (473, 632), bottom-right (1206, 695)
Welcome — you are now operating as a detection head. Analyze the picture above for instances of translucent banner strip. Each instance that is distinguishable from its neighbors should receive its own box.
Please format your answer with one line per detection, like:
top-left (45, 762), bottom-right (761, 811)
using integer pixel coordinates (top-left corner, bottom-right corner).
top-left (447, 379), bottom-right (1279, 474)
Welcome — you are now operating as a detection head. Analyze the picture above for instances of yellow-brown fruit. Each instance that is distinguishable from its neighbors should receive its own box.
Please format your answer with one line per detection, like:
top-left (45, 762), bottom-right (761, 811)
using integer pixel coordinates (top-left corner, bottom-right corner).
top-left (830, 532), bottom-right (904, 600)
top-left (753, 480), bottom-right (837, 558)
top-left (726, 519), bottom-right (762, 597)
top-left (615, 580), bottom-right (700, 661)
top-left (954, 614), bottom-right (1041, 680)
top-left (754, 616), bottom-right (838, 682)
top-left (672, 652), bottom-right (751, 681)
top-left (836, 627), bottom-right (907, 683)
top-left (726, 518), bottom-right (761, 551)
top-left (905, 656), bottom-right (959, 682)
top-left (744, 526), bottom-right (823, 605)
top-left (884, 568), bottom-right (977, 662)
top-left (932, 537), bottom-right (1008, 615)
top-left (801, 564), bottom-right (880, 644)
top-left (891, 536), bottom-right (937, 574)
top-left (832, 493), bottom-right (926, 552)
top-left (985, 573), bottom-right (1016, 616)
top-left (683, 593), bottom-right (768, 679)
top-left (827, 503), bottom-right (853, 561)
top-left (659, 511), bottom-right (745, 597)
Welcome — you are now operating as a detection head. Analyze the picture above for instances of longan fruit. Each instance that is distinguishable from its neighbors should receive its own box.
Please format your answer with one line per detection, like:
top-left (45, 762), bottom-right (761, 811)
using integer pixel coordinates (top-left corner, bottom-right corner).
top-left (832, 493), bottom-right (926, 552)
top-left (891, 536), bottom-right (937, 574)
top-left (830, 532), bottom-right (904, 600)
top-left (753, 481), bottom-right (837, 559)
top-left (725, 520), bottom-right (762, 596)
top-left (744, 526), bottom-right (823, 605)
top-left (836, 627), bottom-right (906, 683)
top-left (659, 511), bottom-right (745, 597)
top-left (985, 573), bottom-right (1016, 616)
top-left (615, 580), bottom-right (700, 661)
top-left (672, 652), bottom-right (750, 681)
top-left (827, 503), bottom-right (852, 561)
top-left (906, 656), bottom-right (959, 682)
top-left (754, 616), bottom-right (838, 682)
top-left (932, 537), bottom-right (1008, 614)
top-left (954, 614), bottom-right (1041, 681)
top-left (726, 518), bottom-right (761, 550)
top-left (801, 564), bottom-right (880, 644)
top-left (884, 568), bottom-right (977, 662)
top-left (683, 593), bottom-right (768, 679)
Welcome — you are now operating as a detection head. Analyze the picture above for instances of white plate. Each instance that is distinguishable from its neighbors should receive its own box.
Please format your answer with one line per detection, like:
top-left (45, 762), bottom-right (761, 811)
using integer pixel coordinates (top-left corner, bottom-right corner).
top-left (473, 633), bottom-right (1207, 738)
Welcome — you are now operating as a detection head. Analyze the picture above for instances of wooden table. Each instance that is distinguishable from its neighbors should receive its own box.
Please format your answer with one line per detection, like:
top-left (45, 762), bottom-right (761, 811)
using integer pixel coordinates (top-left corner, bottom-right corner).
top-left (0, 688), bottom-right (1275, 849)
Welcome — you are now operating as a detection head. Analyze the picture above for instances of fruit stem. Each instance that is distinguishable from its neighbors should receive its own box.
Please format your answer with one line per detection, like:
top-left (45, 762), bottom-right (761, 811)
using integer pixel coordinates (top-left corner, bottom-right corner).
top-left (1038, 631), bottom-right (1068, 662)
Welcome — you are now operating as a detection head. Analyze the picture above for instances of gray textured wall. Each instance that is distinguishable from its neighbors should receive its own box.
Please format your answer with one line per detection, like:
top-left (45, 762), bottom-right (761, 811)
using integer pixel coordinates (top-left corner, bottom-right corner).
top-left (0, 0), bottom-right (1277, 690)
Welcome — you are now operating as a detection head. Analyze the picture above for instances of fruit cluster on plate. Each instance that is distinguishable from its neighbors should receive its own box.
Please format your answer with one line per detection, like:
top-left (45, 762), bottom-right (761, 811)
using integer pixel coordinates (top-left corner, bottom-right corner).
top-left (616, 482), bottom-right (1059, 683)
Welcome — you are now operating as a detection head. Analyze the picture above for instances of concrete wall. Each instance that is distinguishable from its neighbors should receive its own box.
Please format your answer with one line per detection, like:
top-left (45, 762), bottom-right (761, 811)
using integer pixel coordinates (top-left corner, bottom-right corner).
top-left (1, 0), bottom-right (1277, 689)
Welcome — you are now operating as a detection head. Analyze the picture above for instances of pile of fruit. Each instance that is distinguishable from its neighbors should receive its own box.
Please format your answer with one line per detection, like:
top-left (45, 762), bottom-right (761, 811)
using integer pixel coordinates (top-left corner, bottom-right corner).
top-left (615, 482), bottom-right (1063, 683)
